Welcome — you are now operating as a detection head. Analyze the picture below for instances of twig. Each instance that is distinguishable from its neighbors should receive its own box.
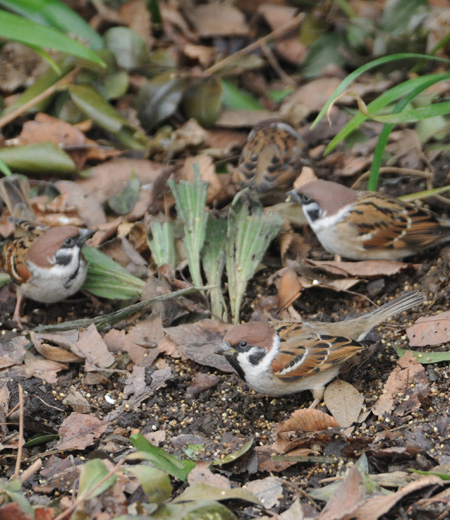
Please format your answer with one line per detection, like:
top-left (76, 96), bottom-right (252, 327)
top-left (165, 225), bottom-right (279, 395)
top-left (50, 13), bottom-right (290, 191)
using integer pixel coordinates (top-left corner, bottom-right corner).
top-left (202, 12), bottom-right (304, 77)
top-left (20, 458), bottom-right (42, 483)
top-left (0, 67), bottom-right (80, 130)
top-left (351, 166), bottom-right (433, 189)
top-left (261, 42), bottom-right (296, 86)
top-left (32, 285), bottom-right (214, 332)
top-left (14, 384), bottom-right (24, 481)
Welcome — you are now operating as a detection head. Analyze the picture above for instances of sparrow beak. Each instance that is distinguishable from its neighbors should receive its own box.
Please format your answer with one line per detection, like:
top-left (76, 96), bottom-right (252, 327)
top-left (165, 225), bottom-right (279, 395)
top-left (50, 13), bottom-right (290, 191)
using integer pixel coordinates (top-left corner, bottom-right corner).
top-left (215, 341), bottom-right (236, 356)
top-left (79, 228), bottom-right (96, 245)
top-left (287, 189), bottom-right (301, 205)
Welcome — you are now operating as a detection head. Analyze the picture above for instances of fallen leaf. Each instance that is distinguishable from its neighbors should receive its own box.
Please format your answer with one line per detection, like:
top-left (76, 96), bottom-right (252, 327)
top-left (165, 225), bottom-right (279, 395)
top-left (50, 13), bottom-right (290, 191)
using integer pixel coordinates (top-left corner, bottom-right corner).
top-left (163, 320), bottom-right (235, 373)
top-left (187, 4), bottom-right (248, 37)
top-left (75, 324), bottom-right (115, 370)
top-left (308, 259), bottom-right (416, 278)
top-left (186, 373), bottom-right (221, 397)
top-left (187, 461), bottom-right (231, 488)
top-left (275, 408), bottom-right (339, 435)
top-left (372, 351), bottom-right (429, 416)
top-left (245, 477), bottom-right (283, 509)
top-left (342, 476), bottom-right (443, 520)
top-left (62, 389), bottom-right (91, 414)
top-left (406, 311), bottom-right (450, 346)
top-left (278, 268), bottom-right (303, 309)
top-left (318, 467), bottom-right (365, 520)
top-left (324, 380), bottom-right (364, 428)
top-left (57, 412), bottom-right (107, 450)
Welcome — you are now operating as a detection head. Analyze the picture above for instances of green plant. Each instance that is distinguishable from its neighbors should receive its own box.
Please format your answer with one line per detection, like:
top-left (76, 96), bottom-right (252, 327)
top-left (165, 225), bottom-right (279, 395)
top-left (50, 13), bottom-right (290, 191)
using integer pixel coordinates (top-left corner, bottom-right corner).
top-left (313, 53), bottom-right (450, 190)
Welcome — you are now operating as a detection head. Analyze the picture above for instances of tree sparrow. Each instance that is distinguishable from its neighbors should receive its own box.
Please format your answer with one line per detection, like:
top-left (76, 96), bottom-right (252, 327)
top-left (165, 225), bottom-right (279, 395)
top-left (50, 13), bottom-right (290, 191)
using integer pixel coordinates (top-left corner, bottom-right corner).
top-left (216, 291), bottom-right (424, 402)
top-left (0, 176), bottom-right (95, 327)
top-left (289, 179), bottom-right (450, 260)
top-left (233, 120), bottom-right (307, 205)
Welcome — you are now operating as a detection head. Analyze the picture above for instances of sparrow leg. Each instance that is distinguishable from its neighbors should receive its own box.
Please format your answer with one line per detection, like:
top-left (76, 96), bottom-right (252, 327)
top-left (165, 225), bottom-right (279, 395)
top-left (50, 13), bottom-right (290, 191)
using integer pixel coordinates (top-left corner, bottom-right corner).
top-left (12, 292), bottom-right (25, 329)
top-left (309, 387), bottom-right (325, 409)
top-left (334, 254), bottom-right (342, 262)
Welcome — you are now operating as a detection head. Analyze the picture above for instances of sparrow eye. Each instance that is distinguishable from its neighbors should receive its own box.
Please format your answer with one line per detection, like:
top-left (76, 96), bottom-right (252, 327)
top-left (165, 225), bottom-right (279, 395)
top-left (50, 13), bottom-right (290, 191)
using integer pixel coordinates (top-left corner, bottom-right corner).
top-left (301, 193), bottom-right (312, 204)
top-left (64, 237), bottom-right (74, 246)
top-left (239, 341), bottom-right (248, 348)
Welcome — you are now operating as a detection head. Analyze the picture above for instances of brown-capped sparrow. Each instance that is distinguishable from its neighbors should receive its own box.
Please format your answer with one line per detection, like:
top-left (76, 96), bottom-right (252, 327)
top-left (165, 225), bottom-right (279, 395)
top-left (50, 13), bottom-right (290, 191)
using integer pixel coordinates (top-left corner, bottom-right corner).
top-left (0, 175), bottom-right (94, 327)
top-left (232, 120), bottom-right (307, 205)
top-left (289, 179), bottom-right (450, 261)
top-left (216, 291), bottom-right (423, 402)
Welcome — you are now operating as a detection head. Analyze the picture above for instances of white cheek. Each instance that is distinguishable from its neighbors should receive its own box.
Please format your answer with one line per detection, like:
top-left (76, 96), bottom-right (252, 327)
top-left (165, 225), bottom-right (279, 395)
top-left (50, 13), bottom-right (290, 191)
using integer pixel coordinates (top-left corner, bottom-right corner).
top-left (309, 204), bottom-right (351, 232)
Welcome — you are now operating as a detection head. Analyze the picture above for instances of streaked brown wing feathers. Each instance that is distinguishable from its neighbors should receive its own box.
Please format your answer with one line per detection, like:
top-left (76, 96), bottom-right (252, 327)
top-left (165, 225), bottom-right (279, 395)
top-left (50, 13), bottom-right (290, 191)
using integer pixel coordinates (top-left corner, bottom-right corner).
top-left (271, 326), bottom-right (364, 380)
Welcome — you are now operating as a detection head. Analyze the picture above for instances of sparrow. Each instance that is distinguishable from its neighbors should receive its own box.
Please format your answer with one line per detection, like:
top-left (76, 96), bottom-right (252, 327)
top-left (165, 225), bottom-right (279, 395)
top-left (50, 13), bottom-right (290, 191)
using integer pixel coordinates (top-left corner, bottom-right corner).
top-left (232, 120), bottom-right (307, 205)
top-left (289, 179), bottom-right (450, 261)
top-left (0, 175), bottom-right (95, 327)
top-left (216, 291), bottom-right (424, 402)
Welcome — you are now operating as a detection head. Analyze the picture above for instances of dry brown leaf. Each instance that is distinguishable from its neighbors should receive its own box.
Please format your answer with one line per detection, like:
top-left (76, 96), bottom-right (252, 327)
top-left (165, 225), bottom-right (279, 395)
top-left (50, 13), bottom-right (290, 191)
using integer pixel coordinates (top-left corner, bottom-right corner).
top-left (275, 408), bottom-right (339, 435)
top-left (282, 78), bottom-right (342, 121)
top-left (278, 268), bottom-right (303, 309)
top-left (246, 477), bottom-right (283, 509)
top-left (163, 320), bottom-right (234, 373)
top-left (103, 329), bottom-right (127, 353)
top-left (183, 43), bottom-right (216, 66)
top-left (341, 476), bottom-right (443, 520)
top-left (30, 331), bottom-right (83, 364)
top-left (123, 365), bottom-right (146, 398)
top-left (293, 166), bottom-right (318, 189)
top-left (372, 351), bottom-right (429, 417)
top-left (186, 373), bottom-right (221, 397)
top-left (216, 109), bottom-right (278, 128)
top-left (406, 311), bottom-right (450, 347)
top-left (187, 461), bottom-right (231, 489)
top-left (124, 314), bottom-right (164, 366)
top-left (188, 4), bottom-right (248, 37)
top-left (258, 5), bottom-right (306, 64)
top-left (324, 380), bottom-right (364, 428)
top-left (75, 324), bottom-right (115, 370)
top-left (62, 389), bottom-right (91, 414)
top-left (18, 113), bottom-right (85, 147)
top-left (23, 354), bottom-right (69, 384)
top-left (338, 156), bottom-right (372, 177)
top-left (54, 180), bottom-right (106, 227)
top-left (319, 467), bottom-right (365, 520)
top-left (308, 260), bottom-right (416, 278)
top-left (57, 412), bottom-right (107, 451)
top-left (119, 0), bottom-right (153, 47)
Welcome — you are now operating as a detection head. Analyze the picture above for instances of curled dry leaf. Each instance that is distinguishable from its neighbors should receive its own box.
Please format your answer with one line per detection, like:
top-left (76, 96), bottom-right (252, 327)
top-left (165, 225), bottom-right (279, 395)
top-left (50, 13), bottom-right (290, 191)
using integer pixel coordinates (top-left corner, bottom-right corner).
top-left (275, 408), bottom-right (339, 435)
top-left (278, 267), bottom-right (303, 309)
top-left (406, 311), bottom-right (450, 347)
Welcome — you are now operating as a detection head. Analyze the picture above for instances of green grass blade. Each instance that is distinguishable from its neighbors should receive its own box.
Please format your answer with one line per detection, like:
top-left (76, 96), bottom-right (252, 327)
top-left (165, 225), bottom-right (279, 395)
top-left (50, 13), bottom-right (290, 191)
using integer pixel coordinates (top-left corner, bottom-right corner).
top-left (0, 0), bottom-right (103, 50)
top-left (325, 73), bottom-right (450, 154)
top-left (0, 10), bottom-right (105, 67)
top-left (368, 76), bottom-right (443, 190)
top-left (312, 54), bottom-right (450, 129)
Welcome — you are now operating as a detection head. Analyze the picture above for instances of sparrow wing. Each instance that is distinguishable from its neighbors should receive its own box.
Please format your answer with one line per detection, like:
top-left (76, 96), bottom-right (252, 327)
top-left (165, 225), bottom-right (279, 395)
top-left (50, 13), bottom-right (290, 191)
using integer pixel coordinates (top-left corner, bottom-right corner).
top-left (271, 323), bottom-right (364, 380)
top-left (353, 193), bottom-right (450, 250)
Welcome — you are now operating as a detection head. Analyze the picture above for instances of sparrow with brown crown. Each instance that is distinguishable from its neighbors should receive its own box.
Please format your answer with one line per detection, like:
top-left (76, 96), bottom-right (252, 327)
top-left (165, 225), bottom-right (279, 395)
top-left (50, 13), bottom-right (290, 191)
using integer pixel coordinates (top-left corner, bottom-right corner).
top-left (0, 175), bottom-right (95, 327)
top-left (289, 179), bottom-right (450, 261)
top-left (216, 291), bottom-right (424, 404)
top-left (233, 120), bottom-right (307, 205)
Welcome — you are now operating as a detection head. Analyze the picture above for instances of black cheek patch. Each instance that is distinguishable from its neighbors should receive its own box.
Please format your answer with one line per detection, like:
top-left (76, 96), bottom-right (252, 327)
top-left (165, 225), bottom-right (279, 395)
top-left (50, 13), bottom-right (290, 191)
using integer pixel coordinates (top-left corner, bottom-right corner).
top-left (306, 207), bottom-right (320, 222)
top-left (55, 253), bottom-right (72, 266)
top-left (248, 349), bottom-right (266, 366)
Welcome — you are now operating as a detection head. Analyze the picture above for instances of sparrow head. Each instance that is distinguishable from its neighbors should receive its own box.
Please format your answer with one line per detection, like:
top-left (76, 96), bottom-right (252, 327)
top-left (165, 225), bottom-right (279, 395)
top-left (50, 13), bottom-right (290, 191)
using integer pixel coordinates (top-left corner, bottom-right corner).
top-left (28, 226), bottom-right (95, 268)
top-left (289, 180), bottom-right (357, 223)
top-left (216, 322), bottom-right (277, 381)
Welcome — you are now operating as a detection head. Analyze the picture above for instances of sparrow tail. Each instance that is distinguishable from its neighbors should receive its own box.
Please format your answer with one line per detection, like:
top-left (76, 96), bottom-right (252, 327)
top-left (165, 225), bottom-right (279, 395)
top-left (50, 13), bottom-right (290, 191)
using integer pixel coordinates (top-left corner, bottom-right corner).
top-left (355, 290), bottom-right (424, 340)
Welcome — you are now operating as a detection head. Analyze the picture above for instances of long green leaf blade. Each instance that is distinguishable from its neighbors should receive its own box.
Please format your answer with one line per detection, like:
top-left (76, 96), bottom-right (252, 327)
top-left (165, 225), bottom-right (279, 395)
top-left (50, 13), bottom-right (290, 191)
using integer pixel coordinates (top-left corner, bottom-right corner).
top-left (0, 10), bottom-right (105, 66)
